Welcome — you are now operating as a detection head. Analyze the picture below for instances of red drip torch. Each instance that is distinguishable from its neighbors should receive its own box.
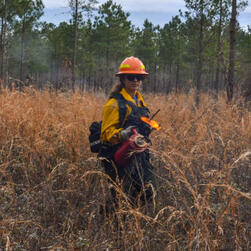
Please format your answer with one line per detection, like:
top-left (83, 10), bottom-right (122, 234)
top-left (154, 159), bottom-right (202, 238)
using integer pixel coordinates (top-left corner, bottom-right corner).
top-left (114, 128), bottom-right (148, 167)
top-left (114, 109), bottom-right (161, 167)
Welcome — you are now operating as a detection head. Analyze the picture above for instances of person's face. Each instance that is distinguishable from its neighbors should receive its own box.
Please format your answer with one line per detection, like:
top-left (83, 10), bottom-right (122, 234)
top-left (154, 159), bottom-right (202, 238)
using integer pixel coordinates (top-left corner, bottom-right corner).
top-left (123, 75), bottom-right (145, 95)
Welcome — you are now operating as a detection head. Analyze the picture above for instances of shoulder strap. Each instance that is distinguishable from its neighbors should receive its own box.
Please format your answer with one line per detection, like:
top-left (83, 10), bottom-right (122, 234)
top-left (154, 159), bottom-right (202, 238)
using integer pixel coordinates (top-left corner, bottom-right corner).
top-left (110, 93), bottom-right (134, 128)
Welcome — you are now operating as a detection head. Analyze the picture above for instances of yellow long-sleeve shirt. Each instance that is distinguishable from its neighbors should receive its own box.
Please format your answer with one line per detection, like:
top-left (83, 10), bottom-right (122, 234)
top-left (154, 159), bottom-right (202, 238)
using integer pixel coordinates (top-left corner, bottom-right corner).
top-left (100, 88), bottom-right (147, 144)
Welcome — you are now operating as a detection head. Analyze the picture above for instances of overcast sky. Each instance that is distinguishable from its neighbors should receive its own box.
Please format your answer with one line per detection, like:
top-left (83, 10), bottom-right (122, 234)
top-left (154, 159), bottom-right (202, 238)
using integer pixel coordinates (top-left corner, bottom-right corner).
top-left (41, 0), bottom-right (251, 29)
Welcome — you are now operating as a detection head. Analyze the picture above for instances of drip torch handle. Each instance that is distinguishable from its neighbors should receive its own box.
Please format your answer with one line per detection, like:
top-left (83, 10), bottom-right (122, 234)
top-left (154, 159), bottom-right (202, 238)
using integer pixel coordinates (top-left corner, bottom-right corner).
top-left (150, 109), bottom-right (160, 120)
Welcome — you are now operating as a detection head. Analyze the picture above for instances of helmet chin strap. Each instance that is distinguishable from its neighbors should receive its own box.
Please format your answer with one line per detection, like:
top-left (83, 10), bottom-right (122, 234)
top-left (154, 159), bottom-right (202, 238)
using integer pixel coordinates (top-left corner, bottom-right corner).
top-left (119, 77), bottom-right (138, 97)
top-left (120, 78), bottom-right (125, 85)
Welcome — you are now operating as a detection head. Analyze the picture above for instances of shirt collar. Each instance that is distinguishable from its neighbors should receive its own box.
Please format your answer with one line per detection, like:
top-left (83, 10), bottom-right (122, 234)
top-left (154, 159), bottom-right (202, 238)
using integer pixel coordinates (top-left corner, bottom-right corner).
top-left (120, 88), bottom-right (146, 106)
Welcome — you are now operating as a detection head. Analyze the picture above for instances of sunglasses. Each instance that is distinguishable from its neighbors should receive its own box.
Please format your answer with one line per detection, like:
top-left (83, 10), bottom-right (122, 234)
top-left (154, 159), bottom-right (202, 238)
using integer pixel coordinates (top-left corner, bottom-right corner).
top-left (125, 75), bottom-right (145, 81)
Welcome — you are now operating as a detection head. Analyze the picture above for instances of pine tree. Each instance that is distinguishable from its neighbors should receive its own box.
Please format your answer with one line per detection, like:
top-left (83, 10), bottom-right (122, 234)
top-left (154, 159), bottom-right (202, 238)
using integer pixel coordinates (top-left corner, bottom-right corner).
top-left (14, 0), bottom-right (44, 82)
top-left (68, 0), bottom-right (97, 91)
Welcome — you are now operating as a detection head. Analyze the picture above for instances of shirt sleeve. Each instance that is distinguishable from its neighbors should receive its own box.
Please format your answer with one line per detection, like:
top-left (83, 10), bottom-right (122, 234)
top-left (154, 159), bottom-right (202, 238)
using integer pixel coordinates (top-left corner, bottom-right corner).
top-left (100, 98), bottom-right (123, 144)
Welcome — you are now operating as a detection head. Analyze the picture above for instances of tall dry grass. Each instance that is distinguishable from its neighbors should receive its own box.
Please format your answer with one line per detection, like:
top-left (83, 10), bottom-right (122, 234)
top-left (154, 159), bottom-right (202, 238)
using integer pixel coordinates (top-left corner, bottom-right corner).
top-left (0, 87), bottom-right (250, 250)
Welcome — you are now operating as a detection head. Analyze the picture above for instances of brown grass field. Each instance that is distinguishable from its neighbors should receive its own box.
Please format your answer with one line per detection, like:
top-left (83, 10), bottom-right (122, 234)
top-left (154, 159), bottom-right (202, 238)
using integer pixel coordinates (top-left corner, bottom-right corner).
top-left (0, 87), bottom-right (250, 250)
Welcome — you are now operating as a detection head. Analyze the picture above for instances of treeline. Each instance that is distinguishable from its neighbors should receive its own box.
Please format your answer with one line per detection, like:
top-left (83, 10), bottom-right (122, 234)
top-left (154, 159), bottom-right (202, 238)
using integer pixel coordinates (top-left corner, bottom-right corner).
top-left (0, 0), bottom-right (250, 99)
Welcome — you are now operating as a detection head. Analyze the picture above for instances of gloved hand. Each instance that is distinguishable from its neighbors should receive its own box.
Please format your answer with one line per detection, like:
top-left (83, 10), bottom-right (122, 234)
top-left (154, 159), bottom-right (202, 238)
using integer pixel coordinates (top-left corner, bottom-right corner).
top-left (120, 126), bottom-right (135, 141)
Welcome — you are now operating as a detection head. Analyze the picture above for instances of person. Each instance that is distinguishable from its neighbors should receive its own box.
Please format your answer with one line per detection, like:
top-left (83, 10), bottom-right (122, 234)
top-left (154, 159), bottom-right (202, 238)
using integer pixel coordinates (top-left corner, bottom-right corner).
top-left (99, 56), bottom-right (156, 214)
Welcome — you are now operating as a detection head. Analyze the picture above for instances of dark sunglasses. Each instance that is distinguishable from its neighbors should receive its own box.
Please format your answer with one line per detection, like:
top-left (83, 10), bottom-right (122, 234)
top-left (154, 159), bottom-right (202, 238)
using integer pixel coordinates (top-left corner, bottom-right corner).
top-left (125, 75), bottom-right (145, 81)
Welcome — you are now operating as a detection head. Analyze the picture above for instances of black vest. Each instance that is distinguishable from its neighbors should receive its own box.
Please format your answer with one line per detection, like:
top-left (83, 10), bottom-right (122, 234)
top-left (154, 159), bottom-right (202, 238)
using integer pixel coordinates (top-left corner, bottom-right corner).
top-left (112, 93), bottom-right (151, 138)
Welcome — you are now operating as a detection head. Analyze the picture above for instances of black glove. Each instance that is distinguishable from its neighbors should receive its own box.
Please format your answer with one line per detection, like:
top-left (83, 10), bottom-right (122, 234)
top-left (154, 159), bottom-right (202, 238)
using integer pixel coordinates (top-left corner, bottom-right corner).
top-left (120, 126), bottom-right (135, 141)
top-left (138, 122), bottom-right (151, 138)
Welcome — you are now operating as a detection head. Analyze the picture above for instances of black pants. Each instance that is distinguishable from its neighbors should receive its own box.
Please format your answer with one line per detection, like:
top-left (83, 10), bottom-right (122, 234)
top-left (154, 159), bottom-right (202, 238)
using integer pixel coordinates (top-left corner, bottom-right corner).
top-left (102, 151), bottom-right (156, 209)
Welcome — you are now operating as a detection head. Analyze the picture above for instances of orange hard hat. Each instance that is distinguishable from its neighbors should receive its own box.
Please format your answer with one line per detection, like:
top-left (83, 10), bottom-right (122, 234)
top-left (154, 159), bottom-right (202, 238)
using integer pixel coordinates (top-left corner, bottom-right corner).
top-left (116, 56), bottom-right (149, 76)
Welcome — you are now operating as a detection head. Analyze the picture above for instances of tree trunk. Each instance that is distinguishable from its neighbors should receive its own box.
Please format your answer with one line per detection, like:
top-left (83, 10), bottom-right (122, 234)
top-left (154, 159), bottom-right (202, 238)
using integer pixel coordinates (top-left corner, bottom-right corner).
top-left (175, 63), bottom-right (180, 93)
top-left (153, 63), bottom-right (157, 93)
top-left (168, 62), bottom-right (172, 92)
top-left (106, 31), bottom-right (110, 66)
top-left (1, 0), bottom-right (7, 84)
top-left (72, 0), bottom-right (78, 92)
top-left (196, 0), bottom-right (204, 106)
top-left (227, 0), bottom-right (237, 102)
top-left (215, 0), bottom-right (223, 97)
top-left (20, 18), bottom-right (25, 82)
top-left (1, 13), bottom-right (4, 80)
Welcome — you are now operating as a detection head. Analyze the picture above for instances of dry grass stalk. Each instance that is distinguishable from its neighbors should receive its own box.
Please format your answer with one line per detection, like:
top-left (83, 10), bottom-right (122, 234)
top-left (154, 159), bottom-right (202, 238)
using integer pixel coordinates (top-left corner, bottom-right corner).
top-left (0, 87), bottom-right (250, 250)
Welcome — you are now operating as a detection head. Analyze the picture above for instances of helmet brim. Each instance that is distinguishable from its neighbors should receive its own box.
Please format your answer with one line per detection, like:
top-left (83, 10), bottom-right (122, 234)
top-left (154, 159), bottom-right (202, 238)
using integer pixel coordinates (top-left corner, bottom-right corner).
top-left (115, 71), bottom-right (149, 76)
